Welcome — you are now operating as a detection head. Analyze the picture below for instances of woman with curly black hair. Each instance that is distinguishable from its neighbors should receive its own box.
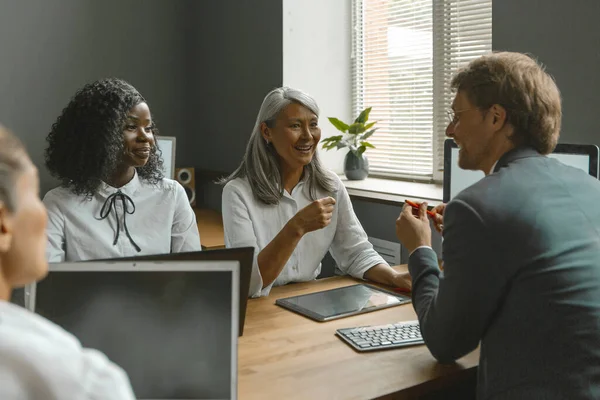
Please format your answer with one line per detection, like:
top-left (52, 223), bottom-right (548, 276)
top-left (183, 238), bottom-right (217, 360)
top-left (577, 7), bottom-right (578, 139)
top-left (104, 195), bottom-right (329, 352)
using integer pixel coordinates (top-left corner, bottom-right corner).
top-left (43, 78), bottom-right (201, 262)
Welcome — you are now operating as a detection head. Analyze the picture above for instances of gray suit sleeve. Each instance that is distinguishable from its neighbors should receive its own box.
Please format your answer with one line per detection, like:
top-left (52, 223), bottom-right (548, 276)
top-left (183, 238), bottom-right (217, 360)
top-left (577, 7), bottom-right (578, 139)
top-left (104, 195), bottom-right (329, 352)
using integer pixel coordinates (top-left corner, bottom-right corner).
top-left (408, 199), bottom-right (507, 363)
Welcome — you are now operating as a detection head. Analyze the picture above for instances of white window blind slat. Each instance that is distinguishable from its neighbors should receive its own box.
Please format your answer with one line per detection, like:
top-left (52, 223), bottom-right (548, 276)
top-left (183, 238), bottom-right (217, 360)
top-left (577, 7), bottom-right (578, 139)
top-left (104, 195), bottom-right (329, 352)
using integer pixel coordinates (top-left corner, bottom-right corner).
top-left (352, 0), bottom-right (492, 180)
top-left (433, 0), bottom-right (492, 174)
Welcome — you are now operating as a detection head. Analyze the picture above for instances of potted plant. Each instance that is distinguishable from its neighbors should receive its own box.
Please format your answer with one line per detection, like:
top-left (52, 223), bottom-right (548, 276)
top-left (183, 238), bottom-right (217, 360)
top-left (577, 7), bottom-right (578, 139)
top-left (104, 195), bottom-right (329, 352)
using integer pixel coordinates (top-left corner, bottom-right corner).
top-left (321, 107), bottom-right (376, 180)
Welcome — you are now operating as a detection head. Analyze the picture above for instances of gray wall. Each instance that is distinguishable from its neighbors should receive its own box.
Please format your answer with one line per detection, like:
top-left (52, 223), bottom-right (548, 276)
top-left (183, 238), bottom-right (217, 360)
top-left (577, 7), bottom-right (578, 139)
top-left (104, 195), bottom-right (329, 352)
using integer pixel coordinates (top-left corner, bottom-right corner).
top-left (185, 0), bottom-right (283, 173)
top-left (0, 0), bottom-right (282, 197)
top-left (492, 0), bottom-right (600, 147)
top-left (0, 0), bottom-right (189, 195)
top-left (184, 0), bottom-right (283, 209)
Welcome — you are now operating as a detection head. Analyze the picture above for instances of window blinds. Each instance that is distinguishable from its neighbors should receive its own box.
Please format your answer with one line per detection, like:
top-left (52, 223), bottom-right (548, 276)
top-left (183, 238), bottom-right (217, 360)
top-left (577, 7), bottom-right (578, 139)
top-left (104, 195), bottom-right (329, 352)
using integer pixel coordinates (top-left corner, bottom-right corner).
top-left (352, 0), bottom-right (492, 180)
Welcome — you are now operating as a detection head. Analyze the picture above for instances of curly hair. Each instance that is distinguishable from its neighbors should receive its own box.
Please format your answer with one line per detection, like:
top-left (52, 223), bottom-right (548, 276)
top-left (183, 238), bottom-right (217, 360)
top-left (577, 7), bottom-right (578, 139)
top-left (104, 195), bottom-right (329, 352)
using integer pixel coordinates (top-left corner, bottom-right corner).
top-left (45, 78), bottom-right (164, 197)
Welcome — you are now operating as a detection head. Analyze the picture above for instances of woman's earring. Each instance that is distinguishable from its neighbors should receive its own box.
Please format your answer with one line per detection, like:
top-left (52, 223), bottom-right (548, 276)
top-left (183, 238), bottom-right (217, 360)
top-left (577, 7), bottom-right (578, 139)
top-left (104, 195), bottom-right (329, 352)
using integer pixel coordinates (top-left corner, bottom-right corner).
top-left (265, 139), bottom-right (270, 145)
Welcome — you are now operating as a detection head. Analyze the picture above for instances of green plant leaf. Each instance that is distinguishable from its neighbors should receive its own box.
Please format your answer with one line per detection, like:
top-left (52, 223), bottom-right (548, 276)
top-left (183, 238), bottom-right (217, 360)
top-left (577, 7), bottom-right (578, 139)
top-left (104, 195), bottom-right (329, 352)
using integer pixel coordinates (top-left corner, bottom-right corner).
top-left (364, 121), bottom-right (377, 130)
top-left (336, 142), bottom-right (347, 149)
top-left (354, 107), bottom-right (372, 124)
top-left (348, 123), bottom-right (366, 135)
top-left (320, 135), bottom-right (343, 150)
top-left (328, 117), bottom-right (349, 132)
top-left (322, 140), bottom-right (339, 150)
top-left (360, 128), bottom-right (378, 140)
top-left (360, 141), bottom-right (375, 149)
top-left (357, 145), bottom-right (367, 156)
top-left (321, 135), bottom-right (343, 143)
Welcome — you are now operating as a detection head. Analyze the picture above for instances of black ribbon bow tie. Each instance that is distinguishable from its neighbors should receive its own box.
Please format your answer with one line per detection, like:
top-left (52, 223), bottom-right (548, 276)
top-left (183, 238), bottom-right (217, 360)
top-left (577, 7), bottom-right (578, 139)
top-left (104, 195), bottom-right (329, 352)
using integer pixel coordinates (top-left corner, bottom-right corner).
top-left (98, 190), bottom-right (141, 252)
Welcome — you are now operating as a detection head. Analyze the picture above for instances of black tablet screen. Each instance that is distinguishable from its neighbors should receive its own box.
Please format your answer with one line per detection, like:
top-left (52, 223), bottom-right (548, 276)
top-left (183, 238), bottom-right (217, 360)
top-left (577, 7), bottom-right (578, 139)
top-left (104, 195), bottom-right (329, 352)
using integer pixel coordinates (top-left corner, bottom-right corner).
top-left (277, 284), bottom-right (410, 320)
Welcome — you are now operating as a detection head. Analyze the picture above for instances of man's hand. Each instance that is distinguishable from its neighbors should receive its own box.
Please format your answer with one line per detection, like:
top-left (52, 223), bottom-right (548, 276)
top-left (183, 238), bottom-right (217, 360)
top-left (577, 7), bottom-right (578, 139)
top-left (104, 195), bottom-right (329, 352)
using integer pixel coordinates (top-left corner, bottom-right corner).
top-left (431, 203), bottom-right (446, 234)
top-left (396, 201), bottom-right (432, 254)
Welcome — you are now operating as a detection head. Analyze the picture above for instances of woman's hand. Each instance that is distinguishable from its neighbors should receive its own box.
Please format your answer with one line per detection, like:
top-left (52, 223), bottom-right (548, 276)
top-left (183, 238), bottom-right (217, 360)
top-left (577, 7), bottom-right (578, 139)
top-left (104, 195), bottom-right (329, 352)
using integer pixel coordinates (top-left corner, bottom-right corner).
top-left (391, 271), bottom-right (412, 292)
top-left (290, 196), bottom-right (336, 236)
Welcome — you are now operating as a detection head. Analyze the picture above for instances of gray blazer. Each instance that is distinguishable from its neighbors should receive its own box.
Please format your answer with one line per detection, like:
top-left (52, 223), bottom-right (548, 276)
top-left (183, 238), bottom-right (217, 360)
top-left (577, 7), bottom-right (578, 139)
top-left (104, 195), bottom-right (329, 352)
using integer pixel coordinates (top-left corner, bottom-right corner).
top-left (409, 146), bottom-right (600, 399)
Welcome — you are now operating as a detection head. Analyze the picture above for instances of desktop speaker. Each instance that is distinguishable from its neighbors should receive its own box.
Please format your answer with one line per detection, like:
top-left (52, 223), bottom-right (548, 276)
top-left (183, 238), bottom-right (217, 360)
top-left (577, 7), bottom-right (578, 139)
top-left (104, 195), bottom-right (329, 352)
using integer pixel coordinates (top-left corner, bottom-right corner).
top-left (175, 167), bottom-right (196, 207)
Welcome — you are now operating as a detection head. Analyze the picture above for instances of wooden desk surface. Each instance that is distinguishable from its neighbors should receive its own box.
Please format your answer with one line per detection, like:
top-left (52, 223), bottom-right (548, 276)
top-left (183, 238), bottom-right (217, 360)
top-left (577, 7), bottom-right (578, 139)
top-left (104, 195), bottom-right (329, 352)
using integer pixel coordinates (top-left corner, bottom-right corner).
top-left (194, 208), bottom-right (225, 250)
top-left (239, 266), bottom-right (479, 399)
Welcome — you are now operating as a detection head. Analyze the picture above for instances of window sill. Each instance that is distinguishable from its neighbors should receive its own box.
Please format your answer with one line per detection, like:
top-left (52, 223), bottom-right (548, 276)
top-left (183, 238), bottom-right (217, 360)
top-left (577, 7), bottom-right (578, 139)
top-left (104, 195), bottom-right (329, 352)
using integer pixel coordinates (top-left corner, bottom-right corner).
top-left (340, 176), bottom-right (443, 207)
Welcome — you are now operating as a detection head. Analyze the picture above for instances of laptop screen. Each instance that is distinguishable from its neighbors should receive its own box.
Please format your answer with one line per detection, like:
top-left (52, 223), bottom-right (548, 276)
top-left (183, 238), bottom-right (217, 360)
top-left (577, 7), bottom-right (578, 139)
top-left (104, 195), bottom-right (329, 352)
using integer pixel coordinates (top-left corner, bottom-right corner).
top-left (33, 262), bottom-right (238, 400)
top-left (443, 140), bottom-right (599, 202)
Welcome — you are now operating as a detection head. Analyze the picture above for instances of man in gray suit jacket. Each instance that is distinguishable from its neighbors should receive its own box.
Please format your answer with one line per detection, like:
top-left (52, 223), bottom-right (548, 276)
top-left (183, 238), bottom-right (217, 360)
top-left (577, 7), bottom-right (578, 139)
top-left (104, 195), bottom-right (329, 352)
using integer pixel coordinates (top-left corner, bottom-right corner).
top-left (396, 52), bottom-right (600, 399)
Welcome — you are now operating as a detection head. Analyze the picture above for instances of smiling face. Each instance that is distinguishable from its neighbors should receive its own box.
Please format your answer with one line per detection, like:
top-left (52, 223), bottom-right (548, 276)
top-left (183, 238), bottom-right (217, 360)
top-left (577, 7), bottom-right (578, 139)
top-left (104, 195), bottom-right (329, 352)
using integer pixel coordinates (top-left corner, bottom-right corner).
top-left (122, 102), bottom-right (155, 168)
top-left (446, 90), bottom-right (495, 172)
top-left (261, 102), bottom-right (321, 174)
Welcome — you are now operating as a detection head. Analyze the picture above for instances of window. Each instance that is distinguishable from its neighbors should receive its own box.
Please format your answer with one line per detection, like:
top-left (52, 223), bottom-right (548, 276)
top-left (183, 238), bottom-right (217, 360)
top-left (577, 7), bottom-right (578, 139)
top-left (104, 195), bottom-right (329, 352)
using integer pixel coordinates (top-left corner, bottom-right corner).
top-left (351, 0), bottom-right (492, 181)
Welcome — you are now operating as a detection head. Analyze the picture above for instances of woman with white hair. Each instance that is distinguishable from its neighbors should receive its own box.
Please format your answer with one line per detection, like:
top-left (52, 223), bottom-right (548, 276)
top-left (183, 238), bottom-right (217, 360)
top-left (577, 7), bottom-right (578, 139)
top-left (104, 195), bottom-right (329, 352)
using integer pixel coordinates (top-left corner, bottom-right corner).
top-left (222, 87), bottom-right (411, 297)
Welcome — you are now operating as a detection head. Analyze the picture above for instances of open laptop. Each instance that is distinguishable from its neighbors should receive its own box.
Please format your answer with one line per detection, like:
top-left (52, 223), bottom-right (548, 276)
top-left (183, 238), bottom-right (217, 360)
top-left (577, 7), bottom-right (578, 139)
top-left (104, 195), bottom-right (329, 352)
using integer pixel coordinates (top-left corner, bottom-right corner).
top-left (29, 260), bottom-right (238, 400)
top-left (92, 247), bottom-right (254, 336)
top-left (443, 139), bottom-right (600, 202)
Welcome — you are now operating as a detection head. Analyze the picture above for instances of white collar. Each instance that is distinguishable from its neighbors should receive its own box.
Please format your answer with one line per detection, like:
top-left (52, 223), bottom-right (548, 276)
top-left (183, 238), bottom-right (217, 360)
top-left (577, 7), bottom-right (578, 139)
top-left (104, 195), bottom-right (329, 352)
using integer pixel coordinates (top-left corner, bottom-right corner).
top-left (97, 169), bottom-right (142, 198)
top-left (487, 160), bottom-right (499, 176)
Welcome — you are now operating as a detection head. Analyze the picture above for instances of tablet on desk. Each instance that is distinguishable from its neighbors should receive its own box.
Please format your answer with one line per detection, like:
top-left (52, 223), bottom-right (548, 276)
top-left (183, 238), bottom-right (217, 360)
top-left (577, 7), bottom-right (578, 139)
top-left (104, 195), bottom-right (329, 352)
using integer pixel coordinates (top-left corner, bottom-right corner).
top-left (275, 284), bottom-right (411, 322)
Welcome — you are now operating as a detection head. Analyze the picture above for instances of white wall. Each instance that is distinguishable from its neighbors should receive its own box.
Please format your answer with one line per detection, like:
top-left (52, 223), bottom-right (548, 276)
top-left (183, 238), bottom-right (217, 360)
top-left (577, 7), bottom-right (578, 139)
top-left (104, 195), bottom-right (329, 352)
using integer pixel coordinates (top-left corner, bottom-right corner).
top-left (282, 0), bottom-right (352, 174)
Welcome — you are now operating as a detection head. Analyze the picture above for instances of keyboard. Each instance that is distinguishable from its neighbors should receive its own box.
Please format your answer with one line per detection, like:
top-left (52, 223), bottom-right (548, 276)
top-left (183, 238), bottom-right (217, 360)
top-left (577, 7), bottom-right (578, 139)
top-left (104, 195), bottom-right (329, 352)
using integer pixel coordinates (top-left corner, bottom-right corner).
top-left (336, 320), bottom-right (424, 352)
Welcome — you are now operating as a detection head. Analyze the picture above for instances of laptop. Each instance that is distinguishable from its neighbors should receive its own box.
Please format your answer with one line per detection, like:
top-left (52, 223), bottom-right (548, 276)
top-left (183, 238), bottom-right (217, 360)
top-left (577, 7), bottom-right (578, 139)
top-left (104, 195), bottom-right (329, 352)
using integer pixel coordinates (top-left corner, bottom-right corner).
top-left (443, 139), bottom-right (600, 202)
top-left (92, 247), bottom-right (254, 336)
top-left (30, 260), bottom-right (238, 400)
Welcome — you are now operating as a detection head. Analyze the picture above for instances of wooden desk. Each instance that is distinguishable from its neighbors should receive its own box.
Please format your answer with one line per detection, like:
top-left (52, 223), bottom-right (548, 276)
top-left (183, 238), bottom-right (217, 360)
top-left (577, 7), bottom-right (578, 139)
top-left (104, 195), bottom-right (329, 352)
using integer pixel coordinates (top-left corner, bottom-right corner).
top-left (239, 266), bottom-right (479, 399)
top-left (194, 208), bottom-right (225, 250)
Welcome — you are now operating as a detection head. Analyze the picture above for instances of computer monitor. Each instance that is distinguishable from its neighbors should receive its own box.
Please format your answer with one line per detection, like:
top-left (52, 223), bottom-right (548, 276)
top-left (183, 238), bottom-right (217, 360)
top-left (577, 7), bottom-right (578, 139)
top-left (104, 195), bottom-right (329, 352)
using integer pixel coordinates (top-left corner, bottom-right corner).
top-left (92, 247), bottom-right (254, 336)
top-left (31, 261), bottom-right (239, 400)
top-left (443, 139), bottom-right (600, 202)
top-left (156, 136), bottom-right (176, 180)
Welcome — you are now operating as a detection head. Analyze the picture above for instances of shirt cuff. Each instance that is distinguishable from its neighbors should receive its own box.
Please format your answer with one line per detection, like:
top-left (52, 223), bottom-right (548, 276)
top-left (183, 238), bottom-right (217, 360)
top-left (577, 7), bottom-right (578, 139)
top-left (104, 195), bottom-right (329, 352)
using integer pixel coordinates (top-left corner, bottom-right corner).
top-left (409, 245), bottom-right (433, 257)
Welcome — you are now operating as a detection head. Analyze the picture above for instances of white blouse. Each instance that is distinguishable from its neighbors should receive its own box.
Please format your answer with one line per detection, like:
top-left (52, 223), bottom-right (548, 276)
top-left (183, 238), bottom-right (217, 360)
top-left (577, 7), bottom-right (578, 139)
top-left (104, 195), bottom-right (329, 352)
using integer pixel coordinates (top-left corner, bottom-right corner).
top-left (222, 173), bottom-right (386, 297)
top-left (0, 301), bottom-right (135, 399)
top-left (43, 171), bottom-right (201, 262)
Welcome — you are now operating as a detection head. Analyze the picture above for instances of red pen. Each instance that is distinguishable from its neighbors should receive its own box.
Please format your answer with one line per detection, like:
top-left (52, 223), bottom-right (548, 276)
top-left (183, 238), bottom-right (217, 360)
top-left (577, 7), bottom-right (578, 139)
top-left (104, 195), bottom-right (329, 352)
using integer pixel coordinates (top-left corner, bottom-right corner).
top-left (405, 199), bottom-right (436, 218)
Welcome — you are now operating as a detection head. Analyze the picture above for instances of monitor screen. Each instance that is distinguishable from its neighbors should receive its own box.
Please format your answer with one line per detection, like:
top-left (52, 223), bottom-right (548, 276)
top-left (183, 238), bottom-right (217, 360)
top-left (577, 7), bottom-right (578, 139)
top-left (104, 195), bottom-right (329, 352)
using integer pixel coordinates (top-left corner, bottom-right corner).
top-left (156, 136), bottom-right (176, 180)
top-left (443, 140), bottom-right (599, 202)
top-left (33, 261), bottom-right (238, 400)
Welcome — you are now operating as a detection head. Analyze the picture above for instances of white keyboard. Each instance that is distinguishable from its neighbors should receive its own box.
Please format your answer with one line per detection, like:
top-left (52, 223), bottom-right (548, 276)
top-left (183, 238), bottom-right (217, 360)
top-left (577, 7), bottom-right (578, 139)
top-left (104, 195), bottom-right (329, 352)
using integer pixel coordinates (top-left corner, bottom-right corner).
top-left (336, 320), bottom-right (424, 352)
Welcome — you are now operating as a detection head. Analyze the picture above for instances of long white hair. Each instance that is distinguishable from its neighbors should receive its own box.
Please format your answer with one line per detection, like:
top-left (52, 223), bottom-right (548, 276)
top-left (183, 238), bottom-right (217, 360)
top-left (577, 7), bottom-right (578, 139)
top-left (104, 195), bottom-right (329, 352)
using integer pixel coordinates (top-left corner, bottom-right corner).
top-left (221, 87), bottom-right (335, 204)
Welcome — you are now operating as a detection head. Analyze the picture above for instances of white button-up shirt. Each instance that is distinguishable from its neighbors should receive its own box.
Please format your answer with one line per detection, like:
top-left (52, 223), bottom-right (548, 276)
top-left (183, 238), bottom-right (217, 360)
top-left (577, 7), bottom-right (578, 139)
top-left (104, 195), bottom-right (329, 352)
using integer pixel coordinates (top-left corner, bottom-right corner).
top-left (43, 171), bottom-right (201, 262)
top-left (222, 173), bottom-right (386, 297)
top-left (0, 301), bottom-right (135, 399)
